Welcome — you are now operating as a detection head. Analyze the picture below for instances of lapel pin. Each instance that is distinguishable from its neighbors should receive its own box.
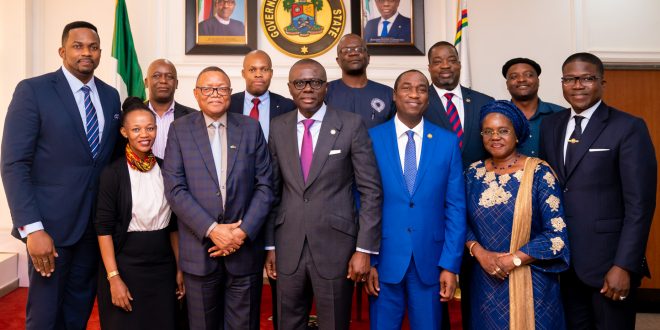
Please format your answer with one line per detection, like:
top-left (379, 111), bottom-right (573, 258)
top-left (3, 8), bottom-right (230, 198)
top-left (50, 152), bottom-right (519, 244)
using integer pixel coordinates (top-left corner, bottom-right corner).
top-left (230, 145), bottom-right (237, 149)
top-left (465, 98), bottom-right (471, 103)
top-left (330, 129), bottom-right (337, 135)
top-left (113, 114), bottom-right (120, 120)
top-left (427, 133), bottom-right (433, 139)
top-left (568, 138), bottom-right (579, 144)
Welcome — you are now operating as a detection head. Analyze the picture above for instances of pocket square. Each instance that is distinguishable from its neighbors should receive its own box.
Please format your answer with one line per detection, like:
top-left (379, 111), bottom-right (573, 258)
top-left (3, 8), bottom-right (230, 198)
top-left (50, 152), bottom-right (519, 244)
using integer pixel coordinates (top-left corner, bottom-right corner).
top-left (329, 149), bottom-right (341, 155)
top-left (589, 148), bottom-right (610, 152)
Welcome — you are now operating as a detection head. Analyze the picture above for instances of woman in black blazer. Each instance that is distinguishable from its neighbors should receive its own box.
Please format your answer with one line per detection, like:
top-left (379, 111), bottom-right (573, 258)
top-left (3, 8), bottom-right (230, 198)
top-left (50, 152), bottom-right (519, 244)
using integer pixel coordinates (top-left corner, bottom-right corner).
top-left (95, 97), bottom-right (184, 330)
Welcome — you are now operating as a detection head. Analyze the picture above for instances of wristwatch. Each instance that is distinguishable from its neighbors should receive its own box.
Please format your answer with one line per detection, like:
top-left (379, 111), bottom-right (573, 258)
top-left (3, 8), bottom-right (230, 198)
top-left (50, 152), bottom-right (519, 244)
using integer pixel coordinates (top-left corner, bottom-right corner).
top-left (512, 254), bottom-right (522, 267)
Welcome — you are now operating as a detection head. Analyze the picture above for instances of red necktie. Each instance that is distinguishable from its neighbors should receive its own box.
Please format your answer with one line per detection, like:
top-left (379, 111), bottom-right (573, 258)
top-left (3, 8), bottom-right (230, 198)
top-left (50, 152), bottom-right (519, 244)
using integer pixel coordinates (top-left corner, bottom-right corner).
top-left (249, 98), bottom-right (260, 121)
top-left (444, 92), bottom-right (463, 149)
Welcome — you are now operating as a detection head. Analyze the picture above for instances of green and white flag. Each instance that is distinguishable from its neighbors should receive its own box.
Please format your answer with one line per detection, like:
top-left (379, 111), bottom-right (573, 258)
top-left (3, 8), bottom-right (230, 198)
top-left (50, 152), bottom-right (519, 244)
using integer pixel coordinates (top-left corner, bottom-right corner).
top-left (112, 0), bottom-right (145, 100)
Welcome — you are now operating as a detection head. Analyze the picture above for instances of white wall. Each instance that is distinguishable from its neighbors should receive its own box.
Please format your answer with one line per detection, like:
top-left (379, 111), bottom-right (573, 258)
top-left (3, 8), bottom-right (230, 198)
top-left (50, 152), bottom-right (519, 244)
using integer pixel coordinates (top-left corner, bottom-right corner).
top-left (1, 0), bottom-right (659, 286)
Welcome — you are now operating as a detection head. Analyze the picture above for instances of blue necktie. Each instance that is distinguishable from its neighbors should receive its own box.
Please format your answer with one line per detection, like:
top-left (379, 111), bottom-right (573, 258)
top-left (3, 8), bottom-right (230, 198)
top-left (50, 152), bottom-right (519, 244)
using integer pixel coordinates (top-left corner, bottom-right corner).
top-left (81, 86), bottom-right (99, 159)
top-left (404, 130), bottom-right (417, 194)
top-left (380, 20), bottom-right (390, 37)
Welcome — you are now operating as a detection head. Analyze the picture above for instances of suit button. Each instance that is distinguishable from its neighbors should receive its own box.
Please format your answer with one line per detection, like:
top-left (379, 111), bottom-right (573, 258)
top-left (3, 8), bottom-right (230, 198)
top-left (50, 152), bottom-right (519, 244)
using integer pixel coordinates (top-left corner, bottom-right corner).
top-left (304, 198), bottom-right (309, 203)
top-left (409, 202), bottom-right (414, 208)
top-left (216, 191), bottom-right (221, 196)
top-left (407, 227), bottom-right (413, 232)
top-left (563, 188), bottom-right (568, 193)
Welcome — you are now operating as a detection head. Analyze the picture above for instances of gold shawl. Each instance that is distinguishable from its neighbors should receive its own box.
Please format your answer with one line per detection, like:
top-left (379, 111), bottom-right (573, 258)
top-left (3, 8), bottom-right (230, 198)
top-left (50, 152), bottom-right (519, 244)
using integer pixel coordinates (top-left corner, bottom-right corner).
top-left (509, 157), bottom-right (544, 330)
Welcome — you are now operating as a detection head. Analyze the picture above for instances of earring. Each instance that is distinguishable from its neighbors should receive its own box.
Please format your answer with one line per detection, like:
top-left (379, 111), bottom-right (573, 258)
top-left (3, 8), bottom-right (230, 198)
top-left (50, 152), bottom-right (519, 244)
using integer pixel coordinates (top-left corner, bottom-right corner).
top-left (516, 139), bottom-right (519, 143)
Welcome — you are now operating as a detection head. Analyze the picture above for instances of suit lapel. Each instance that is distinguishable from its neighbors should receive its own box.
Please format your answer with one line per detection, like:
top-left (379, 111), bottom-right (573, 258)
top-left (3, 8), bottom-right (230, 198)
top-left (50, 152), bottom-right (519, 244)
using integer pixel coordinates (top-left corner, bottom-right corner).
top-left (52, 70), bottom-right (91, 156)
top-left (411, 122), bottom-right (435, 196)
top-left (305, 108), bottom-right (342, 189)
top-left (270, 93), bottom-right (282, 119)
top-left (426, 86), bottom-right (451, 129)
top-left (191, 112), bottom-right (220, 187)
top-left (225, 114), bottom-right (243, 178)
top-left (281, 111), bottom-right (305, 190)
top-left (565, 103), bottom-right (609, 180)
top-left (553, 111), bottom-right (570, 182)
top-left (383, 120), bottom-right (409, 194)
top-left (96, 82), bottom-right (116, 157)
top-left (461, 86), bottom-right (477, 152)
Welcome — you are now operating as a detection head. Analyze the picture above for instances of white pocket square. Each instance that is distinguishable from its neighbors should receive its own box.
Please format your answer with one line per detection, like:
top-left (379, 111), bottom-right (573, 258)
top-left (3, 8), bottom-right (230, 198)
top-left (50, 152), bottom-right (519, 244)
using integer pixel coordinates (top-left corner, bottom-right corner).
top-left (589, 148), bottom-right (610, 152)
top-left (329, 149), bottom-right (342, 155)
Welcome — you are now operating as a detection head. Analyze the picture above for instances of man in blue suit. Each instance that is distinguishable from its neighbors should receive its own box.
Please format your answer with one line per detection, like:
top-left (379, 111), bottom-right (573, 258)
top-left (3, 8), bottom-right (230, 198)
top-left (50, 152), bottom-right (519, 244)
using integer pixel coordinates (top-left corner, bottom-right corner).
top-left (366, 70), bottom-right (466, 329)
top-left (163, 66), bottom-right (273, 330)
top-left (540, 53), bottom-right (656, 329)
top-left (363, 0), bottom-right (411, 43)
top-left (1, 21), bottom-right (121, 329)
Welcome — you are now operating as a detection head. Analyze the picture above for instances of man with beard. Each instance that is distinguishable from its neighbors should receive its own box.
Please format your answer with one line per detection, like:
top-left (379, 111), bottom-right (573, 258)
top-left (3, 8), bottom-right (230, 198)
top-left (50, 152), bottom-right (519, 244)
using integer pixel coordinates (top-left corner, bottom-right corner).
top-left (502, 57), bottom-right (563, 156)
top-left (326, 34), bottom-right (395, 129)
top-left (145, 59), bottom-right (197, 159)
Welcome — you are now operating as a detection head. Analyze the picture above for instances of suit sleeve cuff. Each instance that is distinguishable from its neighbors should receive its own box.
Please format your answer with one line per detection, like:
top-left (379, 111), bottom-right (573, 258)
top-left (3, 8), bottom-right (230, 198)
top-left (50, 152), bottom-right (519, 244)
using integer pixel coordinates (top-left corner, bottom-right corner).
top-left (356, 247), bottom-right (379, 255)
top-left (18, 221), bottom-right (44, 238)
top-left (205, 222), bottom-right (218, 238)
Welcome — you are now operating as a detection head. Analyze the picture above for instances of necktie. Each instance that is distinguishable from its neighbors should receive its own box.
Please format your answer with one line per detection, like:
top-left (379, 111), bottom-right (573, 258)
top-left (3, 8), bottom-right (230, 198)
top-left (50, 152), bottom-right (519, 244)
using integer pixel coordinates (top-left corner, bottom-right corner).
top-left (380, 20), bottom-right (390, 37)
top-left (249, 98), bottom-right (260, 121)
top-left (444, 93), bottom-right (463, 149)
top-left (81, 86), bottom-right (100, 159)
top-left (565, 115), bottom-right (584, 169)
top-left (404, 130), bottom-right (417, 194)
top-left (210, 122), bottom-right (222, 185)
top-left (300, 119), bottom-right (315, 182)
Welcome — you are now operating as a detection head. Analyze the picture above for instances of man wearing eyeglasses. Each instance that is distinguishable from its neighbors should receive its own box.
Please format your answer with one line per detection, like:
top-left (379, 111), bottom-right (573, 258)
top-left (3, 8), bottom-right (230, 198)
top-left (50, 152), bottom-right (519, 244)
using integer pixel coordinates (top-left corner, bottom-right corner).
top-left (163, 66), bottom-right (273, 330)
top-left (198, 0), bottom-right (245, 36)
top-left (363, 0), bottom-right (411, 43)
top-left (502, 57), bottom-right (563, 156)
top-left (539, 52), bottom-right (656, 329)
top-left (145, 59), bottom-right (196, 159)
top-left (265, 59), bottom-right (382, 330)
top-left (326, 34), bottom-right (395, 129)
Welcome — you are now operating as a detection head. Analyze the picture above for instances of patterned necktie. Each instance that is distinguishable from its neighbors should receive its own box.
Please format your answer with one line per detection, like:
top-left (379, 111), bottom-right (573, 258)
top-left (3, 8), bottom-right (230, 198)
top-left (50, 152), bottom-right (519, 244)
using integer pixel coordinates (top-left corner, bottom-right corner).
top-left (210, 122), bottom-right (222, 185)
top-left (565, 115), bottom-right (584, 169)
top-left (300, 119), bottom-right (315, 182)
top-left (444, 92), bottom-right (463, 149)
top-left (380, 20), bottom-right (390, 37)
top-left (404, 130), bottom-right (417, 194)
top-left (249, 98), bottom-right (260, 121)
top-left (81, 86), bottom-right (99, 159)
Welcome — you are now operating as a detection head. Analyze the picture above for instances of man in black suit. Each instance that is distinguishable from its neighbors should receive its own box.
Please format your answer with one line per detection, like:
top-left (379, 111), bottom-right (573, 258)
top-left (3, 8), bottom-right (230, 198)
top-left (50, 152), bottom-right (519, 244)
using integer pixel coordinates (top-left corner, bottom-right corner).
top-left (145, 59), bottom-right (196, 159)
top-left (540, 52), bottom-right (657, 329)
top-left (229, 50), bottom-right (296, 141)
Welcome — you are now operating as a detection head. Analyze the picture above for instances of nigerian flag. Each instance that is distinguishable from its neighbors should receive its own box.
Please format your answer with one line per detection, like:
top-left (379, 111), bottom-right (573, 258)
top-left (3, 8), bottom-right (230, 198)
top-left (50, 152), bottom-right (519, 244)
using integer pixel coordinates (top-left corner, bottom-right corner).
top-left (112, 0), bottom-right (145, 100)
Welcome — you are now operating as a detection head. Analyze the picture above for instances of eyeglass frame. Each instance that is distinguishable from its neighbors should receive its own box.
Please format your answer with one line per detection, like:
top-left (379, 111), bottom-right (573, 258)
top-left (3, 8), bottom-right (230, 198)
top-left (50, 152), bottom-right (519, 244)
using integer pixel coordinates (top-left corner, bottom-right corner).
top-left (196, 86), bottom-right (232, 96)
top-left (560, 75), bottom-right (601, 86)
top-left (339, 46), bottom-right (367, 55)
top-left (480, 128), bottom-right (513, 138)
top-left (289, 79), bottom-right (326, 90)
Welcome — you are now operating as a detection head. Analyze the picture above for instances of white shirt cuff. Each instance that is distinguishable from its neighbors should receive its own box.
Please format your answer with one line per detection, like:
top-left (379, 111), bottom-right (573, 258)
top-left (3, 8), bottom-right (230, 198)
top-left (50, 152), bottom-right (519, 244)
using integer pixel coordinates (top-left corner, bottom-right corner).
top-left (265, 246), bottom-right (275, 250)
top-left (356, 247), bottom-right (379, 255)
top-left (205, 222), bottom-right (218, 237)
top-left (18, 221), bottom-right (44, 238)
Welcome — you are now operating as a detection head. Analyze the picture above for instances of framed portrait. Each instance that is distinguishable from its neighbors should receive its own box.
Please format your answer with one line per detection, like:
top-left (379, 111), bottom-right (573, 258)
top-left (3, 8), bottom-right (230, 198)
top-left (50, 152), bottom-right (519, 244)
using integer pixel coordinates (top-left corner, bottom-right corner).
top-left (185, 0), bottom-right (257, 54)
top-left (351, 0), bottom-right (425, 55)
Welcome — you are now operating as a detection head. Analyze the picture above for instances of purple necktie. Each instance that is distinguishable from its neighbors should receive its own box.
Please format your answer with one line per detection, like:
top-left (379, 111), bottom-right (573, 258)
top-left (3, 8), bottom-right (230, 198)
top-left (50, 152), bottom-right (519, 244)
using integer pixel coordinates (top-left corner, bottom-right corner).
top-left (300, 119), bottom-right (315, 182)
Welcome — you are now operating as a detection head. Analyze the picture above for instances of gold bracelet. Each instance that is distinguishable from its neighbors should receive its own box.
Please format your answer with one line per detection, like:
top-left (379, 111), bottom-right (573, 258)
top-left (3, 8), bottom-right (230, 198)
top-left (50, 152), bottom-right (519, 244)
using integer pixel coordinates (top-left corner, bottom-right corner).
top-left (106, 270), bottom-right (120, 280)
top-left (468, 242), bottom-right (478, 257)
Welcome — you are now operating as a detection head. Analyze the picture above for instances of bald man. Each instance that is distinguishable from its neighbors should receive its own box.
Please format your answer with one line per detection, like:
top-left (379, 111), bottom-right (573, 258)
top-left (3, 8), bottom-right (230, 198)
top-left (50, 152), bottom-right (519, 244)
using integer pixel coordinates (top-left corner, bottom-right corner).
top-left (145, 59), bottom-right (197, 158)
top-left (229, 50), bottom-right (296, 140)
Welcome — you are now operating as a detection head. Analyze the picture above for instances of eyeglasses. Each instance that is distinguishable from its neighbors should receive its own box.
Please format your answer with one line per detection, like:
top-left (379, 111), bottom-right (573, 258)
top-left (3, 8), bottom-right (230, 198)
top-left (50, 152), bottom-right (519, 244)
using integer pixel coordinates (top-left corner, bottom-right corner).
top-left (196, 86), bottom-right (232, 96)
top-left (560, 76), bottom-right (601, 86)
top-left (151, 73), bottom-right (176, 81)
top-left (290, 79), bottom-right (326, 90)
top-left (339, 46), bottom-right (367, 55)
top-left (481, 128), bottom-right (513, 138)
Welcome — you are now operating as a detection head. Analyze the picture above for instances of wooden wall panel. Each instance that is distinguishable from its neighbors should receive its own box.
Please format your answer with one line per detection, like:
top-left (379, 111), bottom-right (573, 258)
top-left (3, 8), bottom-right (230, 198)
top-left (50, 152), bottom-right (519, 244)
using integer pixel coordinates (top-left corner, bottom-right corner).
top-left (602, 69), bottom-right (660, 289)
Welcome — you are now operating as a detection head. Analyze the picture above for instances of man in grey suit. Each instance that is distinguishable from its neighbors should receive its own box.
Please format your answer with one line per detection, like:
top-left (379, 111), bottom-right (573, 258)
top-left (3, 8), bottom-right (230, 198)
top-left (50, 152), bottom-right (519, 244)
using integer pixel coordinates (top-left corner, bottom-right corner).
top-left (265, 59), bottom-right (382, 330)
top-left (163, 66), bottom-right (273, 330)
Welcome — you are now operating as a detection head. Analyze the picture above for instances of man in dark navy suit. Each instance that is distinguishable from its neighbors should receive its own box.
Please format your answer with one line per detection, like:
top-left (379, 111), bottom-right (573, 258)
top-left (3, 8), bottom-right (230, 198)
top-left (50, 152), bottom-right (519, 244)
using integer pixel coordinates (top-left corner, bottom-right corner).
top-left (363, 0), bottom-right (411, 43)
top-left (540, 53), bottom-right (656, 329)
top-left (229, 50), bottom-right (296, 140)
top-left (1, 21), bottom-right (121, 330)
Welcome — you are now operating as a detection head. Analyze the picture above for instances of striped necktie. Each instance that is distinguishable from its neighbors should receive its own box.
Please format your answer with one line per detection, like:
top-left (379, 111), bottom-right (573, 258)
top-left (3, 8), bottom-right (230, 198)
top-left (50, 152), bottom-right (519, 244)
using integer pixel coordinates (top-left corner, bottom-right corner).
top-left (81, 86), bottom-right (99, 158)
top-left (444, 92), bottom-right (463, 149)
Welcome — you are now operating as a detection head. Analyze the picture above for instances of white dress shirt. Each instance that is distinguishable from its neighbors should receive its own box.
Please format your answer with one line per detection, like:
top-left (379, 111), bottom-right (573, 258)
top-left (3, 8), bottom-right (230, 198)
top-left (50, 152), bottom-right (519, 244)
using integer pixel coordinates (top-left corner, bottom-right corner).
top-left (243, 91), bottom-right (271, 141)
top-left (127, 163), bottom-right (172, 232)
top-left (394, 114), bottom-right (423, 170)
top-left (433, 84), bottom-right (465, 126)
top-left (149, 101), bottom-right (175, 159)
top-left (563, 100), bottom-right (601, 163)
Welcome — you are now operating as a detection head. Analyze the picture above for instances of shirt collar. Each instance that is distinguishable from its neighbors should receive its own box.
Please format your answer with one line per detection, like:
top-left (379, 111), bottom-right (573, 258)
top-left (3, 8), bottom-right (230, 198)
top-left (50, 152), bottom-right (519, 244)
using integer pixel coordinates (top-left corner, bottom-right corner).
top-left (433, 84), bottom-right (463, 101)
top-left (214, 14), bottom-right (231, 25)
top-left (245, 90), bottom-right (270, 104)
top-left (61, 65), bottom-right (97, 94)
top-left (380, 12), bottom-right (399, 24)
top-left (297, 103), bottom-right (327, 124)
top-left (394, 114), bottom-right (424, 139)
top-left (148, 100), bottom-right (175, 115)
top-left (570, 100), bottom-right (601, 120)
top-left (203, 111), bottom-right (228, 128)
